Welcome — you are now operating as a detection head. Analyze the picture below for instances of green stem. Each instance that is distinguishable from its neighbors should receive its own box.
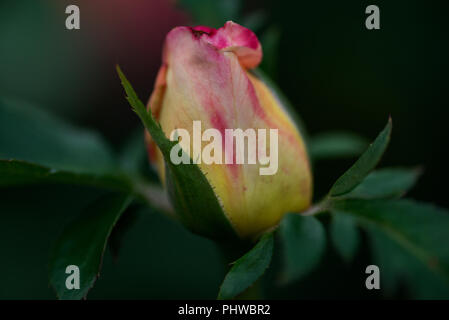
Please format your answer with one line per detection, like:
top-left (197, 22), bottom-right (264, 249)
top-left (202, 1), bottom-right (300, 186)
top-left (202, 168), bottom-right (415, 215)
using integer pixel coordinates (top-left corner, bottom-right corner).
top-left (301, 197), bottom-right (330, 216)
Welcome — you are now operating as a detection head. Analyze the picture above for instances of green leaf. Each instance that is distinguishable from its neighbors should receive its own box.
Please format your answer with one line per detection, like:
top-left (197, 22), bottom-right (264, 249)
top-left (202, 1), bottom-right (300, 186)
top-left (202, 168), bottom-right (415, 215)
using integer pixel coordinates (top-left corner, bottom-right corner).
top-left (49, 193), bottom-right (132, 300)
top-left (329, 118), bottom-right (392, 197)
top-left (0, 159), bottom-right (171, 214)
top-left (343, 167), bottom-right (421, 199)
top-left (331, 198), bottom-right (449, 297)
top-left (367, 227), bottom-right (407, 294)
top-left (309, 132), bottom-right (368, 160)
top-left (218, 232), bottom-right (274, 299)
top-left (330, 212), bottom-right (360, 263)
top-left (108, 205), bottom-right (140, 260)
top-left (0, 98), bottom-right (115, 174)
top-left (279, 214), bottom-right (326, 283)
top-left (0, 98), bottom-right (169, 211)
top-left (116, 66), bottom-right (238, 242)
top-left (0, 159), bottom-right (132, 191)
top-left (368, 227), bottom-right (449, 299)
top-left (177, 0), bottom-right (241, 28)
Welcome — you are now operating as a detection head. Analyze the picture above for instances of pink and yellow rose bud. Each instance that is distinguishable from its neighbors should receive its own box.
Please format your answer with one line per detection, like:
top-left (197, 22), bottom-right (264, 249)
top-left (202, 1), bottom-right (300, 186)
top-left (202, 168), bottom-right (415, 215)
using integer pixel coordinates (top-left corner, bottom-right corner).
top-left (146, 21), bottom-right (312, 239)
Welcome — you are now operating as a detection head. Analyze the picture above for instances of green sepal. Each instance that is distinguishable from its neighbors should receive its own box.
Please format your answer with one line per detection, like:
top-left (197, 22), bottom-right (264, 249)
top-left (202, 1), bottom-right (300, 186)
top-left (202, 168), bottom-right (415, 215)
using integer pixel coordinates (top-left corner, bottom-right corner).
top-left (116, 66), bottom-right (239, 242)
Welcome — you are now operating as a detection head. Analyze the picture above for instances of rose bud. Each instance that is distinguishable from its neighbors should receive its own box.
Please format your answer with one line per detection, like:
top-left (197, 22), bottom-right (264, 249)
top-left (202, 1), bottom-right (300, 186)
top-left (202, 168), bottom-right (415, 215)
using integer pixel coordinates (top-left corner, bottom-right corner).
top-left (146, 21), bottom-right (312, 239)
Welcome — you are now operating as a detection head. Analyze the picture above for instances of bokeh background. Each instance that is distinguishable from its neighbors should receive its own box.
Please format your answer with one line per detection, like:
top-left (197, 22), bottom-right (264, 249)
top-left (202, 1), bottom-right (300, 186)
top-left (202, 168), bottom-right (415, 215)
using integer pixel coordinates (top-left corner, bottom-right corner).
top-left (0, 0), bottom-right (448, 299)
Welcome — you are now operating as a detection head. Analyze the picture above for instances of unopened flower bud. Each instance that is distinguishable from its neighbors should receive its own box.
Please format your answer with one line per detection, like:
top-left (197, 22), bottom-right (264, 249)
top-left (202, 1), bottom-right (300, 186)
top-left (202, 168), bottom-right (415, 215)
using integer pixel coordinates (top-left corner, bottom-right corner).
top-left (146, 21), bottom-right (312, 239)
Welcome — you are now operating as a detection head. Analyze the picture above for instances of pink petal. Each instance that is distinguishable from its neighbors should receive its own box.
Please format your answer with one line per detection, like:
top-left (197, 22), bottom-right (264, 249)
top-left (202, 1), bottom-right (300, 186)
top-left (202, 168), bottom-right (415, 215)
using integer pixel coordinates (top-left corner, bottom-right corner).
top-left (167, 21), bottom-right (262, 69)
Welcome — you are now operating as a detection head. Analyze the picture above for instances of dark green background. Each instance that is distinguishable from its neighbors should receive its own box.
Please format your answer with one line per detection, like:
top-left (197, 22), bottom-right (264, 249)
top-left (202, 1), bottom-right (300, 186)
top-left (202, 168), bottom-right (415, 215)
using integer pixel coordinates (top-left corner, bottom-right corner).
top-left (0, 0), bottom-right (447, 299)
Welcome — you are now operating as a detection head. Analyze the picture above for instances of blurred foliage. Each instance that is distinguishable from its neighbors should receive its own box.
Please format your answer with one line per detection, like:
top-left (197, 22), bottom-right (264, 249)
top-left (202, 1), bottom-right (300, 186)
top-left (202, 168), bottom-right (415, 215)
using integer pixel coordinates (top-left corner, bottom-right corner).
top-left (279, 214), bottom-right (326, 284)
top-left (344, 168), bottom-right (421, 200)
top-left (259, 26), bottom-right (281, 80)
top-left (309, 132), bottom-right (369, 160)
top-left (49, 194), bottom-right (132, 299)
top-left (0, 98), bottom-right (114, 173)
top-left (330, 213), bottom-right (360, 263)
top-left (0, 186), bottom-right (224, 299)
top-left (332, 199), bottom-right (449, 299)
top-left (177, 0), bottom-right (241, 28)
top-left (0, 0), bottom-right (96, 119)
